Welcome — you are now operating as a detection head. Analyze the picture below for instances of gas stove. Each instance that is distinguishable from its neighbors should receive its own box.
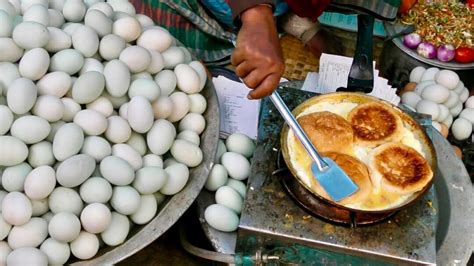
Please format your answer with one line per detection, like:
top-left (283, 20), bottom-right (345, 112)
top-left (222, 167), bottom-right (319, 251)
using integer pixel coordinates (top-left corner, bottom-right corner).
top-left (196, 83), bottom-right (474, 265)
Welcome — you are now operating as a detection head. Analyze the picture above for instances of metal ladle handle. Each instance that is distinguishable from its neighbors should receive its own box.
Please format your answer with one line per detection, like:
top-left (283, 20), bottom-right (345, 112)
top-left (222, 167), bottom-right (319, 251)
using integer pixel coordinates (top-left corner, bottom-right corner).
top-left (269, 91), bottom-right (328, 172)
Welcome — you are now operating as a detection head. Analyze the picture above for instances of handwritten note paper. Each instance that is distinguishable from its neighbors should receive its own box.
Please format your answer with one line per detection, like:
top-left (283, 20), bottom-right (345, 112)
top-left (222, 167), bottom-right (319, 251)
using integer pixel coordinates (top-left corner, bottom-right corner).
top-left (212, 76), bottom-right (260, 140)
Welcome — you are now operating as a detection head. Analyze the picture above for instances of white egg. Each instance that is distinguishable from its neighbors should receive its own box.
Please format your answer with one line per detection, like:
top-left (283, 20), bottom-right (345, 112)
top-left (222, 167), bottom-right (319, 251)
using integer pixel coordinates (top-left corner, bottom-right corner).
top-left (419, 67), bottom-right (439, 82)
top-left (142, 154), bottom-right (163, 168)
top-left (0, 241), bottom-right (11, 265)
top-left (188, 61), bottom-right (207, 91)
top-left (188, 93), bottom-right (207, 114)
top-left (0, 216), bottom-right (11, 241)
top-left (110, 186), bottom-right (141, 215)
top-left (105, 115), bottom-right (131, 143)
top-left (37, 71), bottom-right (71, 97)
top-left (52, 123), bottom-right (84, 161)
top-left (86, 97), bottom-right (113, 118)
top-left (126, 133), bottom-right (147, 156)
top-left (0, 136), bottom-right (28, 166)
top-left (204, 204), bottom-right (239, 232)
top-left (48, 212), bottom-right (81, 242)
top-left (128, 78), bottom-right (161, 101)
top-left (137, 27), bottom-right (172, 52)
top-left (174, 64), bottom-right (200, 94)
top-left (10, 115), bottom-right (50, 144)
top-left (62, 0), bottom-right (86, 22)
top-left (215, 186), bottom-right (243, 214)
top-left (0, 106), bottom-right (13, 135)
top-left (18, 48), bottom-right (49, 81)
top-left (459, 87), bottom-right (469, 103)
top-left (449, 101), bottom-right (463, 117)
top-left (127, 96), bottom-right (154, 133)
top-left (154, 69), bottom-right (177, 96)
top-left (100, 156), bottom-right (134, 186)
top-left (130, 194), bottom-right (157, 225)
top-left (8, 217), bottom-right (47, 249)
top-left (72, 71), bottom-right (105, 104)
top-left (7, 78), bottom-right (37, 115)
top-left (168, 91), bottom-right (190, 122)
top-left (216, 139), bottom-right (227, 161)
top-left (31, 198), bottom-right (49, 216)
top-left (409, 66), bottom-right (425, 83)
top-left (70, 231), bottom-right (99, 260)
top-left (401, 91), bottom-right (421, 109)
top-left (112, 143), bottom-right (143, 171)
top-left (28, 141), bottom-right (54, 167)
top-left (12, 21), bottom-right (49, 49)
top-left (170, 139), bottom-right (203, 167)
top-left (435, 70), bottom-right (460, 90)
top-left (451, 118), bottom-right (472, 141)
top-left (442, 114), bottom-right (453, 129)
top-left (226, 178), bottom-right (246, 198)
top-left (146, 119), bottom-right (176, 155)
top-left (119, 45), bottom-right (151, 73)
top-left (103, 59), bottom-right (130, 97)
top-left (2, 192), bottom-right (32, 226)
top-left (44, 27), bottom-right (71, 52)
top-left (24, 166), bottom-right (55, 200)
top-left (132, 167), bottom-right (168, 194)
top-left (162, 46), bottom-right (186, 69)
top-left (177, 130), bottom-right (200, 146)
top-left (226, 133), bottom-right (255, 158)
top-left (74, 109), bottom-right (108, 136)
top-left (31, 95), bottom-right (64, 122)
top-left (0, 10), bottom-right (13, 38)
top-left (221, 152), bottom-right (251, 180)
top-left (465, 96), bottom-right (474, 109)
top-left (56, 154), bottom-right (95, 187)
top-left (7, 247), bottom-right (47, 266)
top-left (80, 58), bottom-right (104, 75)
top-left (2, 163), bottom-right (31, 192)
top-left (437, 104), bottom-right (450, 122)
top-left (48, 187), bottom-right (83, 215)
top-left (71, 25), bottom-right (99, 57)
top-left (99, 34), bottom-right (126, 60)
top-left (100, 212), bottom-right (129, 246)
top-left (0, 38), bottom-right (23, 63)
top-left (49, 49), bottom-right (84, 75)
top-left (204, 164), bottom-right (228, 191)
top-left (79, 177), bottom-right (113, 204)
top-left (443, 91), bottom-right (459, 109)
top-left (178, 113), bottom-right (206, 134)
top-left (40, 238), bottom-right (70, 265)
top-left (160, 163), bottom-right (189, 195)
top-left (112, 15), bottom-right (141, 42)
top-left (152, 96), bottom-right (174, 119)
top-left (84, 9), bottom-right (112, 37)
top-left (416, 100), bottom-right (439, 121)
top-left (23, 4), bottom-right (48, 26)
top-left (421, 84), bottom-right (450, 103)
top-left (146, 50), bottom-right (165, 74)
top-left (80, 203), bottom-right (111, 234)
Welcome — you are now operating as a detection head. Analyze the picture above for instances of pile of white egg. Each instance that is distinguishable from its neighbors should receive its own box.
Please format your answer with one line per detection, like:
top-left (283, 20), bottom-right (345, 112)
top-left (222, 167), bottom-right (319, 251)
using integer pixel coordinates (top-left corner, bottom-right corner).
top-left (0, 0), bottom-right (208, 264)
top-left (401, 67), bottom-right (473, 141)
top-left (203, 133), bottom-right (255, 233)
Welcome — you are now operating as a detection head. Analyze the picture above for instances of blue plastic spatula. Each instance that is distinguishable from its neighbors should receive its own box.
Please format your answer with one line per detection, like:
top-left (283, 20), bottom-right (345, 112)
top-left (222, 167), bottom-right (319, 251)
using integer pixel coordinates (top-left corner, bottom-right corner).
top-left (269, 91), bottom-right (359, 201)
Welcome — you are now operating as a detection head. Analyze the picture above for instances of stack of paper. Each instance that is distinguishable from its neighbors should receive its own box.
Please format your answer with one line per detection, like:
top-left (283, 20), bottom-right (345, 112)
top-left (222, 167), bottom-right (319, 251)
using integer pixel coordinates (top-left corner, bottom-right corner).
top-left (303, 53), bottom-right (400, 106)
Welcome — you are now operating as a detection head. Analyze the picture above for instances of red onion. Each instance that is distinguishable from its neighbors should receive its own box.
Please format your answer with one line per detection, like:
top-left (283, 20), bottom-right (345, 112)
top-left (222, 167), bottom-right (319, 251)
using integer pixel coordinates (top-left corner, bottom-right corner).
top-left (417, 42), bottom-right (437, 59)
top-left (403, 33), bottom-right (422, 49)
top-left (437, 44), bottom-right (456, 62)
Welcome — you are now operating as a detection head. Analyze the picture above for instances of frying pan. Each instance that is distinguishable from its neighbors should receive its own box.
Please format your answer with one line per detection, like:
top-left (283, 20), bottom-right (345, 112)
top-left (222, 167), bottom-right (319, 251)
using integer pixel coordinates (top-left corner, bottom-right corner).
top-left (280, 92), bottom-right (437, 214)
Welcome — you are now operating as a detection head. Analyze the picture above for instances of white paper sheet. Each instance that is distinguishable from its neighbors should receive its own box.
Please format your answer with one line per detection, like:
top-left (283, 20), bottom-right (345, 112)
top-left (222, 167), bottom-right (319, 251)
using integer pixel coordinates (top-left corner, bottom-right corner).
top-left (212, 76), bottom-right (260, 140)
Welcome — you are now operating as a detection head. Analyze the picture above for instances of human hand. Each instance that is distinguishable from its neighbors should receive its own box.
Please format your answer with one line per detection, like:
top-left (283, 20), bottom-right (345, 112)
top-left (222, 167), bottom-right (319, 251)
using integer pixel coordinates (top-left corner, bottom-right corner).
top-left (231, 5), bottom-right (284, 100)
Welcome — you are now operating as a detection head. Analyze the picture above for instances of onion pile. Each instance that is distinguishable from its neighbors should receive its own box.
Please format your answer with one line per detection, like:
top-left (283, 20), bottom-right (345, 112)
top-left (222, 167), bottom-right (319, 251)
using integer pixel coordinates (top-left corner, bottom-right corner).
top-left (0, 0), bottom-right (208, 264)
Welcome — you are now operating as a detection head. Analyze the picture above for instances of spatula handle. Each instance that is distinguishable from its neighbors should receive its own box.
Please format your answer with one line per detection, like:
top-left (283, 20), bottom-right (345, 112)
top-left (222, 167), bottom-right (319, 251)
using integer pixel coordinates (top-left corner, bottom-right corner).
top-left (269, 91), bottom-right (328, 172)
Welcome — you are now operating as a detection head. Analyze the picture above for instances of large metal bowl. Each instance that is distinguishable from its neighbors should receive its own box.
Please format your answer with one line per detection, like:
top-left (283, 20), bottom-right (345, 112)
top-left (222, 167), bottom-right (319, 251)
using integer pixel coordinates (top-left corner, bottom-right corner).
top-left (280, 92), bottom-right (437, 214)
top-left (72, 78), bottom-right (220, 265)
